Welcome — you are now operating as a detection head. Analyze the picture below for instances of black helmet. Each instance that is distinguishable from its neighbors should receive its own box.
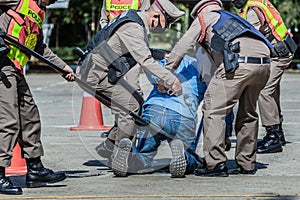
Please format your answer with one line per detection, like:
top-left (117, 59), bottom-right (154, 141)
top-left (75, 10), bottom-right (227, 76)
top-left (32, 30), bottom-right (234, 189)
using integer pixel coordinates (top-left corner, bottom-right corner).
top-left (231, 0), bottom-right (247, 9)
top-left (221, 0), bottom-right (233, 10)
top-left (49, 0), bottom-right (57, 5)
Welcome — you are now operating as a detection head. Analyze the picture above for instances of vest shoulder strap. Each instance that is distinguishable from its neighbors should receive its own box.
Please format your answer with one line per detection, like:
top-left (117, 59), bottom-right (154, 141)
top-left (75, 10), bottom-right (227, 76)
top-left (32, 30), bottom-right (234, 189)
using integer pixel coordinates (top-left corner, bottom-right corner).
top-left (197, 13), bottom-right (206, 44)
top-left (251, 6), bottom-right (265, 28)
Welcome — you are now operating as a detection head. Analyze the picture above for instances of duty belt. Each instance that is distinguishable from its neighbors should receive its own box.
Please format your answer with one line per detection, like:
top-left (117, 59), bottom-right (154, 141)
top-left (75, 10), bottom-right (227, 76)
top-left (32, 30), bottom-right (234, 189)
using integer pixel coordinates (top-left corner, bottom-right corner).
top-left (238, 56), bottom-right (270, 64)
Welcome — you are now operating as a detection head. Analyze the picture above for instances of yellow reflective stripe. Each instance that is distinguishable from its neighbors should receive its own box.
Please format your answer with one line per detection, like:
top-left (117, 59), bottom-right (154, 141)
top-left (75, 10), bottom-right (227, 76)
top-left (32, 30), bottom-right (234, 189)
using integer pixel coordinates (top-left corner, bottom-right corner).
top-left (8, 13), bottom-right (27, 67)
top-left (132, 0), bottom-right (139, 9)
top-left (108, 13), bottom-right (115, 20)
top-left (246, 1), bottom-right (288, 40)
top-left (11, 21), bottom-right (22, 38)
top-left (19, 0), bottom-right (29, 17)
top-left (276, 24), bottom-right (288, 37)
top-left (7, 45), bottom-right (29, 67)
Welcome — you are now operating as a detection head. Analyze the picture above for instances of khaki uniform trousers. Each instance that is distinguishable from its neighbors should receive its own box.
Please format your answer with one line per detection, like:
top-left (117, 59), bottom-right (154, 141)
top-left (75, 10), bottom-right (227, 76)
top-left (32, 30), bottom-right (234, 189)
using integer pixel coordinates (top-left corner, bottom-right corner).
top-left (258, 55), bottom-right (293, 126)
top-left (203, 62), bottom-right (270, 171)
top-left (0, 65), bottom-right (44, 167)
top-left (124, 63), bottom-right (143, 96)
top-left (86, 63), bottom-right (142, 149)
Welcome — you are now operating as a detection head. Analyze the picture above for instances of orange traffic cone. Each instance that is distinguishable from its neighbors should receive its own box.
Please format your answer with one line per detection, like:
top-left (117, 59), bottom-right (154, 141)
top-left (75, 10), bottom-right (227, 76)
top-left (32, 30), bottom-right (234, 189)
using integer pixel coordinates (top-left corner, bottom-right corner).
top-left (6, 143), bottom-right (27, 175)
top-left (70, 92), bottom-right (112, 131)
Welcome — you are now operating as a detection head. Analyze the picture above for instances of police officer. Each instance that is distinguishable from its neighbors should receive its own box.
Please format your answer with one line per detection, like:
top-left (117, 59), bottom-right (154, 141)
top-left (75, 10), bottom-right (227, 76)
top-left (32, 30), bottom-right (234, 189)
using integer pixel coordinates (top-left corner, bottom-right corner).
top-left (231, 0), bottom-right (296, 154)
top-left (99, 0), bottom-right (150, 138)
top-left (165, 0), bottom-right (273, 176)
top-left (80, 0), bottom-right (184, 175)
top-left (0, 0), bottom-right (74, 195)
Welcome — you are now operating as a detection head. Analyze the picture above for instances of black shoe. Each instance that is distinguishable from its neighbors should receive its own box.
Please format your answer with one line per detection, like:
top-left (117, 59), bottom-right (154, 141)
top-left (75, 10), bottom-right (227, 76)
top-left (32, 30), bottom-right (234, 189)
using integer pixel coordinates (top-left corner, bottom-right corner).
top-left (259, 132), bottom-right (287, 146)
top-left (26, 161), bottom-right (66, 188)
top-left (194, 162), bottom-right (228, 177)
top-left (95, 141), bottom-right (114, 159)
top-left (256, 134), bottom-right (283, 154)
top-left (257, 138), bottom-right (265, 147)
top-left (256, 141), bottom-right (283, 154)
top-left (0, 177), bottom-right (22, 195)
top-left (169, 139), bottom-right (186, 178)
top-left (278, 123), bottom-right (287, 146)
top-left (228, 165), bottom-right (256, 175)
top-left (278, 132), bottom-right (287, 146)
top-left (257, 125), bottom-right (283, 154)
top-left (112, 138), bottom-right (132, 177)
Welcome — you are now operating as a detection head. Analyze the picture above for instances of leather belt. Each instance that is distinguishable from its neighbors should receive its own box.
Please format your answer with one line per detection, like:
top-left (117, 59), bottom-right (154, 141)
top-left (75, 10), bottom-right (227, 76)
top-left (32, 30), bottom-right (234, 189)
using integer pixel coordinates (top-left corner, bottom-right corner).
top-left (238, 57), bottom-right (270, 64)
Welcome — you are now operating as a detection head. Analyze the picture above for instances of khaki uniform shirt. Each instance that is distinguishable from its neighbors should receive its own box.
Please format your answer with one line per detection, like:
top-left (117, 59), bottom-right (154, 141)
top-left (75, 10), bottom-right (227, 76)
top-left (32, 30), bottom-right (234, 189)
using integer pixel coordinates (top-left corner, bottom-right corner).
top-left (0, 0), bottom-right (67, 69)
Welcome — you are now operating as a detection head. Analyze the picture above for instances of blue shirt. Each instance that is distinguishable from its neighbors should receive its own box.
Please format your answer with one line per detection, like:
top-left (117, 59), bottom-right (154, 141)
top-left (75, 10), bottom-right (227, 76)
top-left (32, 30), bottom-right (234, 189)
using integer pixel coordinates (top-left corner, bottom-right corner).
top-left (144, 55), bottom-right (206, 120)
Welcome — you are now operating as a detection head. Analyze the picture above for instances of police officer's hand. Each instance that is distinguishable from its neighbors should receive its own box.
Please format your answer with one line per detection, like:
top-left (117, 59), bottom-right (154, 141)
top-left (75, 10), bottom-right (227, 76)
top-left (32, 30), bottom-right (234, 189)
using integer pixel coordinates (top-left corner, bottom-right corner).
top-left (62, 65), bottom-right (75, 82)
top-left (170, 78), bottom-right (182, 96)
top-left (157, 84), bottom-right (168, 93)
top-left (164, 53), bottom-right (170, 59)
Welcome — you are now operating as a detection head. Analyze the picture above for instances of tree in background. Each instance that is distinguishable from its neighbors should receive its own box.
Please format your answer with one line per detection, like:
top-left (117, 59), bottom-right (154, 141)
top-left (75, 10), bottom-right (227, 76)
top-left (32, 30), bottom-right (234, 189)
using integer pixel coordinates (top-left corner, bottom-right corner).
top-left (272, 0), bottom-right (300, 28)
top-left (49, 0), bottom-right (100, 48)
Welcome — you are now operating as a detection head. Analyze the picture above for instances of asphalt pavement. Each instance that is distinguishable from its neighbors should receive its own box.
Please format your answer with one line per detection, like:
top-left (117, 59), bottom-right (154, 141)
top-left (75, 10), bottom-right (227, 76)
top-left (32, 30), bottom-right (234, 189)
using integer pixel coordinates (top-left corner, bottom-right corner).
top-left (2, 71), bottom-right (300, 200)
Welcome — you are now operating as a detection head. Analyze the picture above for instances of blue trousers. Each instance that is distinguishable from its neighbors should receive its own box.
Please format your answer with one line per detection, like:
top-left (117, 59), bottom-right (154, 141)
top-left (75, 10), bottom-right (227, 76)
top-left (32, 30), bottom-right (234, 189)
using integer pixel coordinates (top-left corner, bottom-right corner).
top-left (127, 105), bottom-right (202, 174)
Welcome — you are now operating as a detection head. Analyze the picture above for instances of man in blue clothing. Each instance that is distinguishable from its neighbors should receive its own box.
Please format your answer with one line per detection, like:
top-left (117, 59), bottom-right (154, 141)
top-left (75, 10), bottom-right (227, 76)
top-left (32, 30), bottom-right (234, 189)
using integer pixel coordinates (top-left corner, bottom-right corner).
top-left (111, 55), bottom-right (207, 178)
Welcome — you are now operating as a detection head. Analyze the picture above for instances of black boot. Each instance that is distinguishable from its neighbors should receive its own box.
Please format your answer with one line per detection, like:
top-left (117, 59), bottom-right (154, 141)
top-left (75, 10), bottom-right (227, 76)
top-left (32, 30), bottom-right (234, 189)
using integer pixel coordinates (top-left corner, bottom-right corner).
top-left (257, 125), bottom-right (283, 154)
top-left (26, 157), bottom-right (66, 188)
top-left (278, 123), bottom-right (287, 146)
top-left (194, 162), bottom-right (228, 177)
top-left (0, 167), bottom-right (22, 195)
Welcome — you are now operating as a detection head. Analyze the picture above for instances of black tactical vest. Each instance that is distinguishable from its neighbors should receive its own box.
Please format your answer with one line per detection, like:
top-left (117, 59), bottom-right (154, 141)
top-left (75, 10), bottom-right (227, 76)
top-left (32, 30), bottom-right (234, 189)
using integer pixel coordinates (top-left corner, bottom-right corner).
top-left (87, 9), bottom-right (144, 52)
